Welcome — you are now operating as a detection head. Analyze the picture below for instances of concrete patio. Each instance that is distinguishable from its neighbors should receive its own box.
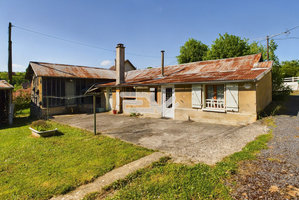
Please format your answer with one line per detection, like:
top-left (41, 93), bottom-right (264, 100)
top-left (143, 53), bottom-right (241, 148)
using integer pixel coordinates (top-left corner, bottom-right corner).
top-left (52, 113), bottom-right (268, 165)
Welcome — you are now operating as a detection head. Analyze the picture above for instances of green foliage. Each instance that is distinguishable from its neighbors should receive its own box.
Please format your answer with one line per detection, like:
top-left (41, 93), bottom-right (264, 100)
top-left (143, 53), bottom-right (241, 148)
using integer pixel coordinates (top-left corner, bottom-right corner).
top-left (0, 72), bottom-right (27, 90)
top-left (0, 120), bottom-right (152, 199)
top-left (31, 120), bottom-right (54, 131)
top-left (205, 33), bottom-right (250, 60)
top-left (177, 38), bottom-right (209, 64)
top-left (280, 60), bottom-right (299, 78)
top-left (13, 89), bottom-right (31, 114)
top-left (99, 133), bottom-right (272, 200)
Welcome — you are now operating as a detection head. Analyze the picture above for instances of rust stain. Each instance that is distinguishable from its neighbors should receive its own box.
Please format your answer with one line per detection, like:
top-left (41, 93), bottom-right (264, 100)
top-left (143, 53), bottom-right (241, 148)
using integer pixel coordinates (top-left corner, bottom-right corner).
top-left (95, 53), bottom-right (272, 87)
top-left (0, 80), bottom-right (14, 89)
top-left (29, 62), bottom-right (116, 79)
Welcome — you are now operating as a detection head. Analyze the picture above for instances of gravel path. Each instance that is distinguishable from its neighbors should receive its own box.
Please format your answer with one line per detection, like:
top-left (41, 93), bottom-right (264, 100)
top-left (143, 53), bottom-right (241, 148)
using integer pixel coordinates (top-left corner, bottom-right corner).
top-left (230, 115), bottom-right (299, 200)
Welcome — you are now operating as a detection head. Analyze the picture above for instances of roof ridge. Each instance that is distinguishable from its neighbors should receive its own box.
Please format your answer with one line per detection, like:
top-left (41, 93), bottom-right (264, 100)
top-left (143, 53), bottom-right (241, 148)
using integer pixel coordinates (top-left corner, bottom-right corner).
top-left (29, 61), bottom-right (113, 71)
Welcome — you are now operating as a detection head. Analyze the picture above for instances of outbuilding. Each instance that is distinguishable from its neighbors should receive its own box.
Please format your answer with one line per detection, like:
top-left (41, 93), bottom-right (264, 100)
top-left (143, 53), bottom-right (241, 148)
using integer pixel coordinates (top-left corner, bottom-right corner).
top-left (0, 80), bottom-right (14, 124)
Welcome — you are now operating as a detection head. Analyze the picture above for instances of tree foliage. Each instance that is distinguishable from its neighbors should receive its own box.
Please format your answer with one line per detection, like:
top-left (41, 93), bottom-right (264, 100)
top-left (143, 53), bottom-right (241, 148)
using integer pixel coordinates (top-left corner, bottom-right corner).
top-left (177, 38), bottom-right (208, 64)
top-left (205, 33), bottom-right (250, 60)
top-left (177, 34), bottom-right (292, 97)
top-left (280, 60), bottom-right (299, 78)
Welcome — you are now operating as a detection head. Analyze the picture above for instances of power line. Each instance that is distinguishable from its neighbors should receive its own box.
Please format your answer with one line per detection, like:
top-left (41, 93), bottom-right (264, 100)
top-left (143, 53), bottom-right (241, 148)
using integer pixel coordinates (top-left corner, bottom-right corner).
top-left (14, 25), bottom-right (115, 53)
top-left (250, 25), bottom-right (299, 42)
top-left (13, 24), bottom-right (176, 59)
top-left (274, 37), bottom-right (299, 40)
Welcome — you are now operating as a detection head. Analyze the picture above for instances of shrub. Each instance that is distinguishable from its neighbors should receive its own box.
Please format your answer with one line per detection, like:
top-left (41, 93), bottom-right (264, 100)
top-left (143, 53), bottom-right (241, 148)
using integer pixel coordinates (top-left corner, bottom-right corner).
top-left (31, 120), bottom-right (53, 131)
top-left (13, 88), bottom-right (31, 114)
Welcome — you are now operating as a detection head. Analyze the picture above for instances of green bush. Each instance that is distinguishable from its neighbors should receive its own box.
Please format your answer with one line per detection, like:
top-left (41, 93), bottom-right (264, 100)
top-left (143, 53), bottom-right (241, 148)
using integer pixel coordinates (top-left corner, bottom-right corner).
top-left (13, 89), bottom-right (31, 114)
top-left (31, 120), bottom-right (53, 131)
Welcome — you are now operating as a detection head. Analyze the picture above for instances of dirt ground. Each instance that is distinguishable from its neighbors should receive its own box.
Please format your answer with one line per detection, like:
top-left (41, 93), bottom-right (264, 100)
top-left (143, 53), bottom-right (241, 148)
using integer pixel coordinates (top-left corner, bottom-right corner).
top-left (52, 113), bottom-right (268, 165)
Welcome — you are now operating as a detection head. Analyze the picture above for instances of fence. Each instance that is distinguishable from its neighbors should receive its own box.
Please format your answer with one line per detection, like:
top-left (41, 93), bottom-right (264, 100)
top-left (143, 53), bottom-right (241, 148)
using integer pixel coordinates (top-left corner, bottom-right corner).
top-left (283, 77), bottom-right (299, 82)
top-left (283, 77), bottom-right (299, 91)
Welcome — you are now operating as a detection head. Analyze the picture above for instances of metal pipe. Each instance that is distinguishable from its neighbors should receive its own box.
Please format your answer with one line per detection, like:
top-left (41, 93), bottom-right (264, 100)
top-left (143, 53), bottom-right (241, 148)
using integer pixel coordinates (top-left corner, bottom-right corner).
top-left (93, 95), bottom-right (96, 135)
top-left (161, 50), bottom-right (165, 76)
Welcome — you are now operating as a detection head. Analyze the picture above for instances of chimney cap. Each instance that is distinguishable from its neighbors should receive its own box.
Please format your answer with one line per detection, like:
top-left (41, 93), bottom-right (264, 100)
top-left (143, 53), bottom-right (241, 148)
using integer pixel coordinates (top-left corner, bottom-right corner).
top-left (117, 43), bottom-right (124, 48)
top-left (161, 50), bottom-right (165, 53)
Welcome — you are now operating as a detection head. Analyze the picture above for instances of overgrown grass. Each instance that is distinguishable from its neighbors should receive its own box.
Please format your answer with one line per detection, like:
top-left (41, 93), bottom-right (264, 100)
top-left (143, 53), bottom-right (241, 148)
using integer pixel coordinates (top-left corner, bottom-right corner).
top-left (89, 133), bottom-right (273, 200)
top-left (0, 119), bottom-right (152, 200)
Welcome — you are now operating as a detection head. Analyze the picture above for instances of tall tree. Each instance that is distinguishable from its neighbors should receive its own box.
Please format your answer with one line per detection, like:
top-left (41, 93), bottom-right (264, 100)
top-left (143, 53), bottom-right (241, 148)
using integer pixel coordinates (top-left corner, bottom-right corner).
top-left (205, 33), bottom-right (250, 60)
top-left (280, 60), bottom-right (299, 78)
top-left (177, 38), bottom-right (208, 64)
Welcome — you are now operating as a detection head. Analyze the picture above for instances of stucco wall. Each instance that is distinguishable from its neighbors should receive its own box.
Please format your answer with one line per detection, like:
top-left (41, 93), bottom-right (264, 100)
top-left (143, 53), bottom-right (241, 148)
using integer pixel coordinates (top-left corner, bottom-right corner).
top-left (238, 83), bottom-right (257, 114)
top-left (109, 82), bottom-right (260, 125)
top-left (256, 71), bottom-right (272, 112)
top-left (174, 83), bottom-right (257, 125)
top-left (119, 87), bottom-right (162, 117)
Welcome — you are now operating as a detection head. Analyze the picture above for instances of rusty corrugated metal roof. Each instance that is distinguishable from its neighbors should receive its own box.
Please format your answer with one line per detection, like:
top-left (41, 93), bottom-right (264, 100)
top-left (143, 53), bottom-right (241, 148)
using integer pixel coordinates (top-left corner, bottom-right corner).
top-left (29, 62), bottom-right (116, 79)
top-left (94, 53), bottom-right (272, 88)
top-left (0, 80), bottom-right (14, 89)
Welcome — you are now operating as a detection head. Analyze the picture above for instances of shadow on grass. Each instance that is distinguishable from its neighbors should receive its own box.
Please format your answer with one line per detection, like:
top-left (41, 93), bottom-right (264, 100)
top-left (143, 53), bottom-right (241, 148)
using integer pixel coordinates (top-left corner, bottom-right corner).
top-left (0, 116), bottom-right (36, 130)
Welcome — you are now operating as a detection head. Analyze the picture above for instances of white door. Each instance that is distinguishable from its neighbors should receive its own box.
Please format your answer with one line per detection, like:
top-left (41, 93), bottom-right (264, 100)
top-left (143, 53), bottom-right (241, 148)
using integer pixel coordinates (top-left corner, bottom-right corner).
top-left (108, 90), bottom-right (113, 110)
top-left (162, 86), bottom-right (174, 118)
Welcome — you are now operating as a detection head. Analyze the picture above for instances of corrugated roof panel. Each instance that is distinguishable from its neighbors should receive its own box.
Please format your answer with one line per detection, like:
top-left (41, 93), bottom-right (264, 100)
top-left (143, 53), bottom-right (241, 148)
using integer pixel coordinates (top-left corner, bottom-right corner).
top-left (29, 62), bottom-right (116, 79)
top-left (0, 80), bottom-right (14, 89)
top-left (94, 53), bottom-right (272, 88)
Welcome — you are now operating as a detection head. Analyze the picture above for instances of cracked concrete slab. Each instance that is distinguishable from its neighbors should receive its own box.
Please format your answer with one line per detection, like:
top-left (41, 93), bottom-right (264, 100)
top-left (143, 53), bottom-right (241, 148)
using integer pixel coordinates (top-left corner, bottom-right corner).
top-left (53, 113), bottom-right (268, 165)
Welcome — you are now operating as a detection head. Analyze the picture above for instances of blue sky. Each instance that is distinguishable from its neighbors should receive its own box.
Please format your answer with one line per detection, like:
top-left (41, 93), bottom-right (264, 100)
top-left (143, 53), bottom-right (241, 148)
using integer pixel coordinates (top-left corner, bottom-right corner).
top-left (0, 0), bottom-right (298, 72)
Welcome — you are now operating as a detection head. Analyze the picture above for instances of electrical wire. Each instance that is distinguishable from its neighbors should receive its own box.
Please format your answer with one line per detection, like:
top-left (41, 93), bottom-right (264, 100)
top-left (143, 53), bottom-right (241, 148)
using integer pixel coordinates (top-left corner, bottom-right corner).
top-left (13, 24), bottom-right (176, 59)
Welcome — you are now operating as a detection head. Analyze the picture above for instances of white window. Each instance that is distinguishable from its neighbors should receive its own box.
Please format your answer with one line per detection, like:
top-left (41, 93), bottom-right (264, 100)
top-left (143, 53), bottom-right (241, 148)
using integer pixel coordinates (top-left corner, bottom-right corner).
top-left (205, 84), bottom-right (225, 110)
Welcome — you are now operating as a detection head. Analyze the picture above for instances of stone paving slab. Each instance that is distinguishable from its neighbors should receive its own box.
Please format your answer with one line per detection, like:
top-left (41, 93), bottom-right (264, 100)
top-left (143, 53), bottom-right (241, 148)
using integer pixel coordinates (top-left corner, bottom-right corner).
top-left (50, 152), bottom-right (165, 200)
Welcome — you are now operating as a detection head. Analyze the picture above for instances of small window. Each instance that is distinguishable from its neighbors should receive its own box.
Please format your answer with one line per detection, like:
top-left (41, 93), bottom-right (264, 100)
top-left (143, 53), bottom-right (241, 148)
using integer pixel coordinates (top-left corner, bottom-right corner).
top-left (205, 85), bottom-right (224, 109)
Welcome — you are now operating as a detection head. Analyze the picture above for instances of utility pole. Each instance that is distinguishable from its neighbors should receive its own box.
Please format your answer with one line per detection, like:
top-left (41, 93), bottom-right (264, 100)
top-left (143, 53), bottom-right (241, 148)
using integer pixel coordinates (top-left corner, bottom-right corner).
top-left (93, 95), bottom-right (96, 135)
top-left (8, 22), bottom-right (13, 84)
top-left (266, 35), bottom-right (269, 61)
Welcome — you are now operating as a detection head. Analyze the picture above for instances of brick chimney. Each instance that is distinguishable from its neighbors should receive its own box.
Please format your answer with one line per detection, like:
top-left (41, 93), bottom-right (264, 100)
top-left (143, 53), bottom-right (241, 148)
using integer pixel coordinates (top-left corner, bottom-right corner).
top-left (116, 43), bottom-right (125, 84)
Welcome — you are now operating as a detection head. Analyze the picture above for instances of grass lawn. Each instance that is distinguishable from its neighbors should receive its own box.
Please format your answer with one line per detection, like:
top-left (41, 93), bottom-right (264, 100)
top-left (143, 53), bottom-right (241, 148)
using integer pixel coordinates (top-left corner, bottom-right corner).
top-left (0, 118), bottom-right (152, 200)
top-left (86, 120), bottom-right (274, 200)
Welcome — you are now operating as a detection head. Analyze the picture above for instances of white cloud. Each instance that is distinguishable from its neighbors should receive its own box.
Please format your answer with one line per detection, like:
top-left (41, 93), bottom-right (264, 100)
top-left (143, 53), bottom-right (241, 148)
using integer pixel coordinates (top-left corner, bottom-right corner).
top-left (100, 60), bottom-right (112, 67)
top-left (12, 64), bottom-right (26, 72)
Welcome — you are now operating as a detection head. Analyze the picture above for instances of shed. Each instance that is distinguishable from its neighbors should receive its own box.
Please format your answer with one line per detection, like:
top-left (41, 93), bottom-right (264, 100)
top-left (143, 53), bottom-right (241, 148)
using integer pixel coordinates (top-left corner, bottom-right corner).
top-left (0, 80), bottom-right (14, 124)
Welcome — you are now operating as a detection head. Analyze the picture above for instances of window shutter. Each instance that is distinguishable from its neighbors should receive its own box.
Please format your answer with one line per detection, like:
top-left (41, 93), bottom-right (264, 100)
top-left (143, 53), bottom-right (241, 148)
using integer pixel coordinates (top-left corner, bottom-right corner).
top-left (192, 84), bottom-right (202, 108)
top-left (226, 83), bottom-right (239, 112)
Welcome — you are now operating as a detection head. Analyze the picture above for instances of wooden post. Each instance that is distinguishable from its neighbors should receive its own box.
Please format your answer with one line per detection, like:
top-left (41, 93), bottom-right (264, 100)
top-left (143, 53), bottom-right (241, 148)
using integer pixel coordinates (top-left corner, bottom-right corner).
top-left (8, 22), bottom-right (13, 84)
top-left (93, 95), bottom-right (96, 135)
top-left (47, 96), bottom-right (49, 120)
top-left (266, 35), bottom-right (269, 61)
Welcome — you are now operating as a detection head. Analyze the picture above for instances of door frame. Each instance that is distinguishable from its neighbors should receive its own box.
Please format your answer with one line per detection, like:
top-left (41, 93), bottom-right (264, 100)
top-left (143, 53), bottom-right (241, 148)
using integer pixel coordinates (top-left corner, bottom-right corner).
top-left (161, 85), bottom-right (175, 118)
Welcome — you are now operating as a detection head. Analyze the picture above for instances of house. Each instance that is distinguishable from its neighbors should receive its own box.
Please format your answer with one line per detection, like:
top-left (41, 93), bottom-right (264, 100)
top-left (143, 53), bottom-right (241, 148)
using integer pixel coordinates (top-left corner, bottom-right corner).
top-left (25, 61), bottom-right (137, 117)
top-left (87, 44), bottom-right (273, 125)
top-left (109, 59), bottom-right (136, 72)
top-left (0, 80), bottom-right (14, 124)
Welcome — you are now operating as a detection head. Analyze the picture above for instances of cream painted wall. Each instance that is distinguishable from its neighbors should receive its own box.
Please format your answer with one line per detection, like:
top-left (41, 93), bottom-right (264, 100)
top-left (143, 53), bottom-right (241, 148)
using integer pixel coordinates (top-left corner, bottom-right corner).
top-left (256, 71), bottom-right (272, 112)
